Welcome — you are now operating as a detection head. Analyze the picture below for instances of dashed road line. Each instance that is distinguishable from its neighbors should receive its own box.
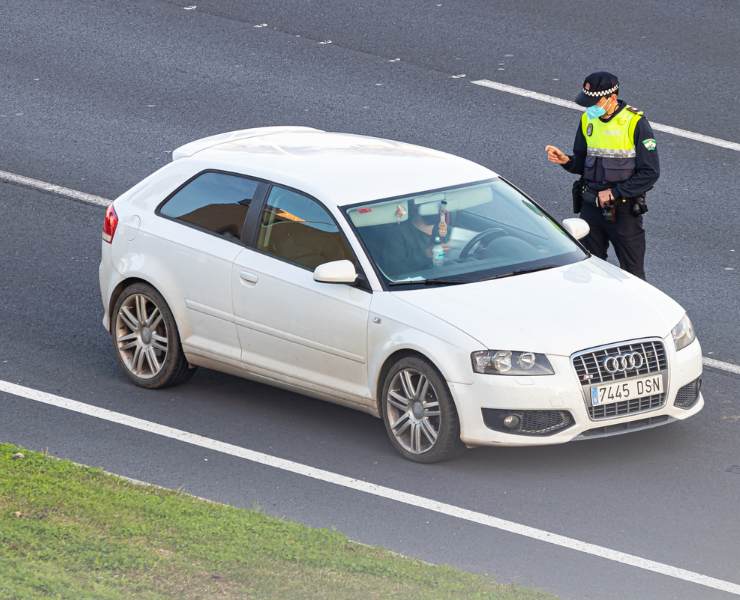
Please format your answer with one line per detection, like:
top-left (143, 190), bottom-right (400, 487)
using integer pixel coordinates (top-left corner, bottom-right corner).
top-left (704, 357), bottom-right (740, 376)
top-left (0, 169), bottom-right (110, 207)
top-left (1, 378), bottom-right (739, 596)
top-left (471, 79), bottom-right (740, 153)
top-left (1, 169), bottom-right (739, 375)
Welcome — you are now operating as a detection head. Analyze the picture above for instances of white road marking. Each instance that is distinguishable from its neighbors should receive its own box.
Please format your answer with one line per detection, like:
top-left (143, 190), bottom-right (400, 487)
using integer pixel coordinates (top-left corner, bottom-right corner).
top-left (1, 379), bottom-right (740, 596)
top-left (704, 357), bottom-right (740, 376)
top-left (0, 169), bottom-right (110, 207)
top-left (471, 79), bottom-right (740, 152)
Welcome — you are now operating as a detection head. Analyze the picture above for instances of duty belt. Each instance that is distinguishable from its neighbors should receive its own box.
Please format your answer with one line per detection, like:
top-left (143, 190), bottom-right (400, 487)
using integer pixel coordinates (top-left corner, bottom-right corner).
top-left (582, 188), bottom-right (630, 203)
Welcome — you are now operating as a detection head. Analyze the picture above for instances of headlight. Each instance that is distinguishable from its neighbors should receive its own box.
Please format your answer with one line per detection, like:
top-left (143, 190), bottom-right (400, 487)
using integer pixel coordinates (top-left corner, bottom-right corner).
top-left (671, 313), bottom-right (696, 351)
top-left (471, 350), bottom-right (554, 375)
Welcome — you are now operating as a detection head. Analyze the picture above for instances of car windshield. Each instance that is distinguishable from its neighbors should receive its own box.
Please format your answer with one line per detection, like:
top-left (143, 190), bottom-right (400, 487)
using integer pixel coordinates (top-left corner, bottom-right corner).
top-left (344, 178), bottom-right (586, 286)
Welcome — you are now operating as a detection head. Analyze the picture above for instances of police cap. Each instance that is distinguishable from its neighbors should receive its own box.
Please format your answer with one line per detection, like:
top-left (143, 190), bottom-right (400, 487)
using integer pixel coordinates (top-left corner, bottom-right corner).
top-left (575, 71), bottom-right (619, 107)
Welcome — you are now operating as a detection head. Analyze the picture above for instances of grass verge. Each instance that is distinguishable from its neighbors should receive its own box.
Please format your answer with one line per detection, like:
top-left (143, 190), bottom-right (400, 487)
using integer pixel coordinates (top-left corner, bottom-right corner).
top-left (0, 443), bottom-right (555, 599)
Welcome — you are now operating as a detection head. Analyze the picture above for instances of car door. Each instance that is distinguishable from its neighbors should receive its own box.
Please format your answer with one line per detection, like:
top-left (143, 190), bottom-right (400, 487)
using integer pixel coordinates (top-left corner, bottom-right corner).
top-left (152, 170), bottom-right (265, 363)
top-left (232, 184), bottom-right (372, 406)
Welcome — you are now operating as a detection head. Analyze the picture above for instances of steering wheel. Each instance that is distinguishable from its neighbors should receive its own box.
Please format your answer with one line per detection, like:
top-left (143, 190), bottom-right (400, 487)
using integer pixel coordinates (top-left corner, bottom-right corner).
top-left (459, 227), bottom-right (505, 260)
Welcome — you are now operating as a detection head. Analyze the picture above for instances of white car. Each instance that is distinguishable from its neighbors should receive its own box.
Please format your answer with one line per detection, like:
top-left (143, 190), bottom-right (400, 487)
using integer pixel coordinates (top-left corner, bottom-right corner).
top-left (99, 127), bottom-right (703, 462)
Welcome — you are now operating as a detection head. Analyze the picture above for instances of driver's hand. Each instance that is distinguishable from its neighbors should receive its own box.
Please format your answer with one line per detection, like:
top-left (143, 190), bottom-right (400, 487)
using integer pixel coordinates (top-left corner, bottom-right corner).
top-left (545, 145), bottom-right (569, 165)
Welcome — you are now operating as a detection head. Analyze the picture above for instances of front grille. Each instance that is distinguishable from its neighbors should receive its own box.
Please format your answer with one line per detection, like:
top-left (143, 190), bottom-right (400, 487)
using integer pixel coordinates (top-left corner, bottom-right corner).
top-left (573, 340), bottom-right (666, 385)
top-left (482, 409), bottom-right (574, 436)
top-left (589, 393), bottom-right (664, 419)
top-left (675, 378), bottom-right (702, 409)
top-left (573, 339), bottom-right (668, 421)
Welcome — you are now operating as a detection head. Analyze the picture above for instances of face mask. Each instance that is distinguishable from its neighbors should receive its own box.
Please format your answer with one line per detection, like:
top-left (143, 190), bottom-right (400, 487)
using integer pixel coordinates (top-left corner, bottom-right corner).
top-left (586, 104), bottom-right (606, 120)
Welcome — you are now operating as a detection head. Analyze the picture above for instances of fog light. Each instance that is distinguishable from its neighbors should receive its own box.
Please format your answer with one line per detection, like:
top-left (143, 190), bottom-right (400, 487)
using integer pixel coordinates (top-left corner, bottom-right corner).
top-left (502, 414), bottom-right (521, 430)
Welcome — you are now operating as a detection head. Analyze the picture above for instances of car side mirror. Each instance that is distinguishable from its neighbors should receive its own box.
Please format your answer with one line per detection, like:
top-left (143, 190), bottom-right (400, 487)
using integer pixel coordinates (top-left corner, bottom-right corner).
top-left (313, 260), bottom-right (358, 284)
top-left (562, 218), bottom-right (590, 240)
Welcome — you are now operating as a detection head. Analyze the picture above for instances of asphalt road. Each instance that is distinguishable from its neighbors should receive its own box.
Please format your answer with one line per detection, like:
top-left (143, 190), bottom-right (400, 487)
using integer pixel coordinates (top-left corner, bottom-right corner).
top-left (1, 2), bottom-right (739, 599)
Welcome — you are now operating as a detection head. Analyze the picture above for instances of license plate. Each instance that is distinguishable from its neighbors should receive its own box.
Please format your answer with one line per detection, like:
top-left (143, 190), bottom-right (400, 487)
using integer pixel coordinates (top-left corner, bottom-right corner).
top-left (590, 375), bottom-right (663, 407)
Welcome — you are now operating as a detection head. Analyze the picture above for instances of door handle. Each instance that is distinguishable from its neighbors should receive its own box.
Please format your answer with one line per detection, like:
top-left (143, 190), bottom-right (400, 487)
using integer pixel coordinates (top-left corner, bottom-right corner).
top-left (239, 270), bottom-right (259, 284)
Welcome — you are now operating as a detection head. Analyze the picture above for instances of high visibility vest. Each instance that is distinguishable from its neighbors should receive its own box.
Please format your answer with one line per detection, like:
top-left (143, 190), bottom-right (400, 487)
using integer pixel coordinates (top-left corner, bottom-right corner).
top-left (581, 105), bottom-right (643, 183)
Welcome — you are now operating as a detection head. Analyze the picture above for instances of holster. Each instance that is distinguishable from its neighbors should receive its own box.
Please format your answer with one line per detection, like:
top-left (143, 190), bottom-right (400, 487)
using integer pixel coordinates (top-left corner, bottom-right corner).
top-left (631, 195), bottom-right (648, 216)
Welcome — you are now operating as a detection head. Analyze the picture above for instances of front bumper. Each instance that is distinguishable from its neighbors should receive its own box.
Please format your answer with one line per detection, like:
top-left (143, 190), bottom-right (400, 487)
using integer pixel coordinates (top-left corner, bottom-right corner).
top-left (451, 336), bottom-right (704, 447)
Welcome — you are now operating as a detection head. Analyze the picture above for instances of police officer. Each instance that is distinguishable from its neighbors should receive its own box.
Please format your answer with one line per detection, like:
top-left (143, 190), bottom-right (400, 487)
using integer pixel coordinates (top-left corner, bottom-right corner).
top-left (546, 72), bottom-right (659, 280)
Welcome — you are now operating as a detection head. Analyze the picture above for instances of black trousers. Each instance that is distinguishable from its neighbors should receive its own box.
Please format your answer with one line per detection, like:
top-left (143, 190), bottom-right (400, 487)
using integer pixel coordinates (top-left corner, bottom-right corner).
top-left (580, 199), bottom-right (646, 279)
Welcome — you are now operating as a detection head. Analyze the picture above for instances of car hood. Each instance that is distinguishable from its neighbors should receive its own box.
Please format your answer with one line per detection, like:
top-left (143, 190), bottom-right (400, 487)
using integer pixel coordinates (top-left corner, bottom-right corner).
top-left (394, 258), bottom-right (685, 356)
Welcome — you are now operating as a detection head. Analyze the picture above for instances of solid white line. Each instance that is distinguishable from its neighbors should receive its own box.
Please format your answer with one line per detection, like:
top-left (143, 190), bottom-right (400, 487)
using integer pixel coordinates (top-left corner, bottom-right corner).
top-left (471, 79), bottom-right (740, 153)
top-left (704, 357), bottom-right (740, 376)
top-left (0, 168), bottom-right (111, 207)
top-left (1, 379), bottom-right (739, 596)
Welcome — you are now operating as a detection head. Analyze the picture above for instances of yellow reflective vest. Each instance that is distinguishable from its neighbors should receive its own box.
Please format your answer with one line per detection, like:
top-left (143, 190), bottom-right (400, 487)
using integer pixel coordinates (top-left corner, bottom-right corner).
top-left (581, 105), bottom-right (643, 182)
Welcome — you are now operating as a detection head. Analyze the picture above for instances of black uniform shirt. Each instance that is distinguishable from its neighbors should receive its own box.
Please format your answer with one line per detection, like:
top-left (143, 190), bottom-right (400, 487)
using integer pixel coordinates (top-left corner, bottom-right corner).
top-left (562, 100), bottom-right (660, 198)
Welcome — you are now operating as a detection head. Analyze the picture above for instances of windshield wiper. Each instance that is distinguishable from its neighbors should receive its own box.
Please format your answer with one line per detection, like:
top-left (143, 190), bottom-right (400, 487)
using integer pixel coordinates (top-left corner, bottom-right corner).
top-left (486, 264), bottom-right (560, 280)
top-left (387, 277), bottom-right (469, 287)
top-left (388, 265), bottom-right (559, 287)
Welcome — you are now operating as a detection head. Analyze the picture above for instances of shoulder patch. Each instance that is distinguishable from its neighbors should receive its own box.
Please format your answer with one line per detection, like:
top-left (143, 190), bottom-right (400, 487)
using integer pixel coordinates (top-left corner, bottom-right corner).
top-left (626, 105), bottom-right (644, 116)
top-left (642, 138), bottom-right (657, 151)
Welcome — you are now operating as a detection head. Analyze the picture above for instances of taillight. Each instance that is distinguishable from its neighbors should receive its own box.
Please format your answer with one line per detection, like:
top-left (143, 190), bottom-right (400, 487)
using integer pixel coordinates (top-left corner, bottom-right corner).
top-left (102, 204), bottom-right (118, 243)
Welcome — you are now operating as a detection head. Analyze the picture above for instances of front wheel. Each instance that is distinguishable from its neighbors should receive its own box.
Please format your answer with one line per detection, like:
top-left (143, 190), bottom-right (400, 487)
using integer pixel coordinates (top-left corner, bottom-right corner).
top-left (381, 356), bottom-right (464, 463)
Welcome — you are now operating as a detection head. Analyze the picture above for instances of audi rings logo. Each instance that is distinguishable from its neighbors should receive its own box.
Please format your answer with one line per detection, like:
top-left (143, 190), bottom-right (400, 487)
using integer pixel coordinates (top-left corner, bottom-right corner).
top-left (602, 352), bottom-right (644, 373)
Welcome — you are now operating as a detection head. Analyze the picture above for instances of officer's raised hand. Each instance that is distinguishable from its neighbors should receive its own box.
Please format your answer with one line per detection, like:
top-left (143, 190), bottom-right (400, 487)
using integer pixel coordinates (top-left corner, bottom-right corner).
top-left (545, 145), bottom-right (569, 165)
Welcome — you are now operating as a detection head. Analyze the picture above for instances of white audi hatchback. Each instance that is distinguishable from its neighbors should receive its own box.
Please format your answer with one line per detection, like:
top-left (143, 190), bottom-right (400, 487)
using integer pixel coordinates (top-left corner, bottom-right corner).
top-left (99, 127), bottom-right (703, 462)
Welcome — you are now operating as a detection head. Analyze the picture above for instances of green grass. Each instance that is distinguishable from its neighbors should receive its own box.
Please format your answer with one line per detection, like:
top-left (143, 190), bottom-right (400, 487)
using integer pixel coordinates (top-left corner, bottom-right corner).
top-left (0, 443), bottom-right (555, 599)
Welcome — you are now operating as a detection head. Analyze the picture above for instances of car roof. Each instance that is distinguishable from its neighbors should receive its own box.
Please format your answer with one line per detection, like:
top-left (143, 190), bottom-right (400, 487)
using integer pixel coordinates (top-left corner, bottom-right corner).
top-left (173, 127), bottom-right (498, 207)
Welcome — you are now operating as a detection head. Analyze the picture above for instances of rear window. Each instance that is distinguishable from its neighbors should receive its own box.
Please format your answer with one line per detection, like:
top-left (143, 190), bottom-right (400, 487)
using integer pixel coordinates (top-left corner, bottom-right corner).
top-left (160, 172), bottom-right (260, 241)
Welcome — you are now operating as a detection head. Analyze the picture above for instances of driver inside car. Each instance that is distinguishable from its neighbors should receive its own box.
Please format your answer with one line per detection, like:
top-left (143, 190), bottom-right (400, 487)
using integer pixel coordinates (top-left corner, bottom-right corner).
top-left (375, 202), bottom-right (449, 278)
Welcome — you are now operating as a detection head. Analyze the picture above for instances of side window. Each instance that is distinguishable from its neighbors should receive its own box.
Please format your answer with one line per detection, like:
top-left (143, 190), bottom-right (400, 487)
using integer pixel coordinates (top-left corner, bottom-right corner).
top-left (160, 172), bottom-right (259, 241)
top-left (257, 186), bottom-right (354, 270)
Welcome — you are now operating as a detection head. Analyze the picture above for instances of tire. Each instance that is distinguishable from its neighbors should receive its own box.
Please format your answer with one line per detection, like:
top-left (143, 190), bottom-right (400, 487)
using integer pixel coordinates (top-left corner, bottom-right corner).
top-left (111, 282), bottom-right (195, 389)
top-left (380, 356), bottom-right (464, 463)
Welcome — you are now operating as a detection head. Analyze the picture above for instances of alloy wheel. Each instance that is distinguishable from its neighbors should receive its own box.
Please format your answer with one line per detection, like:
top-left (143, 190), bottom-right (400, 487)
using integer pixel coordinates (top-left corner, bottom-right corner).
top-left (115, 293), bottom-right (168, 379)
top-left (386, 368), bottom-right (441, 454)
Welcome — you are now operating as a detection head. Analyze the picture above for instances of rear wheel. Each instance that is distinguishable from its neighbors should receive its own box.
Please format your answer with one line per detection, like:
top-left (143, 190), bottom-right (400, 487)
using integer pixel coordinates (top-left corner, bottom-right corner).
top-left (112, 283), bottom-right (194, 388)
top-left (381, 356), bottom-right (464, 463)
